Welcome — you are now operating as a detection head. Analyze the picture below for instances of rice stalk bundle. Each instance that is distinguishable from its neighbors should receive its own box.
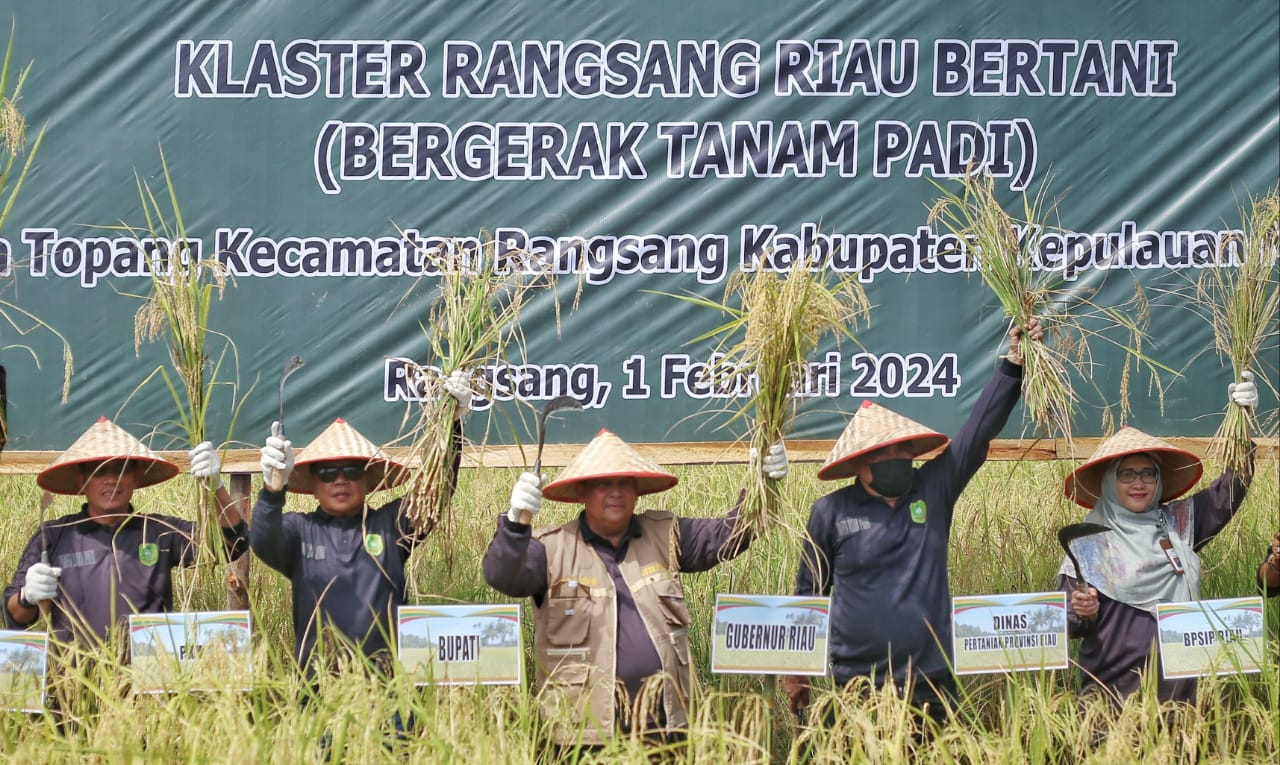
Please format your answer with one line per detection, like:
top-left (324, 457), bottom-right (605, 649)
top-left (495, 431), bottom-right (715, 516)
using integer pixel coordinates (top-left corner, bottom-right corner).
top-left (671, 249), bottom-right (870, 541)
top-left (928, 173), bottom-right (1080, 445)
top-left (0, 26), bottom-right (72, 441)
top-left (124, 153), bottom-right (231, 566)
top-left (1202, 187), bottom-right (1279, 476)
top-left (400, 235), bottom-right (556, 538)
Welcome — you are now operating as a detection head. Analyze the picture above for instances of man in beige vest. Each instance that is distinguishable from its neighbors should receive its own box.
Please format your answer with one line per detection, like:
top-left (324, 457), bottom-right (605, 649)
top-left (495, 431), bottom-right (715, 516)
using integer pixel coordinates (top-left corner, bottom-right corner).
top-left (482, 429), bottom-right (787, 747)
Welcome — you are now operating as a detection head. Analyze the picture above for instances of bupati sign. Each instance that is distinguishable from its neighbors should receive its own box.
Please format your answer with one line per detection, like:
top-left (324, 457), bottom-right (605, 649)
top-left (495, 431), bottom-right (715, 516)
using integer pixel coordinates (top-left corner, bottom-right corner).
top-left (1, 1), bottom-right (1275, 451)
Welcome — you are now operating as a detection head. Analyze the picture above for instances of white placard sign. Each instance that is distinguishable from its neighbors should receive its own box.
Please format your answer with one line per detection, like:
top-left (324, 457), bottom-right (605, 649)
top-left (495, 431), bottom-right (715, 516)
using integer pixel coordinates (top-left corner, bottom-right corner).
top-left (398, 604), bottom-right (522, 685)
top-left (0, 631), bottom-right (49, 712)
top-left (952, 592), bottom-right (1069, 674)
top-left (128, 611), bottom-right (252, 693)
top-left (1156, 597), bottom-right (1265, 679)
top-left (710, 594), bottom-right (830, 675)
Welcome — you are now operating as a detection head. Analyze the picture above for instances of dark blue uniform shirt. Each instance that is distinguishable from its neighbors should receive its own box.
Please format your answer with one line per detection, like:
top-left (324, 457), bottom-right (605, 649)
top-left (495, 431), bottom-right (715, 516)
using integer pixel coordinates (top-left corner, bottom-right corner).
top-left (4, 506), bottom-right (249, 645)
top-left (250, 489), bottom-right (421, 670)
top-left (795, 359), bottom-right (1022, 695)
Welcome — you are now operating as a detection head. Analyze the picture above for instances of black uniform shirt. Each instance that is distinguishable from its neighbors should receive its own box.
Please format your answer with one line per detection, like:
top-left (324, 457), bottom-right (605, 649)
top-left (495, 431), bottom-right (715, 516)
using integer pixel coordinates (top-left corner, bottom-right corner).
top-left (795, 360), bottom-right (1023, 690)
top-left (251, 488), bottom-right (419, 669)
top-left (4, 506), bottom-right (249, 645)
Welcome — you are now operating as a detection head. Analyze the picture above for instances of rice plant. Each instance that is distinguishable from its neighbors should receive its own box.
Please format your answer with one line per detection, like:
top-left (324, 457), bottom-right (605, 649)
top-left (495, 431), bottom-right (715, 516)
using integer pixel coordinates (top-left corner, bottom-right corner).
top-left (656, 248), bottom-right (871, 542)
top-left (108, 151), bottom-right (244, 601)
top-left (928, 173), bottom-right (1176, 445)
top-left (0, 23), bottom-right (73, 442)
top-left (1198, 187), bottom-right (1280, 476)
top-left (396, 233), bottom-right (558, 542)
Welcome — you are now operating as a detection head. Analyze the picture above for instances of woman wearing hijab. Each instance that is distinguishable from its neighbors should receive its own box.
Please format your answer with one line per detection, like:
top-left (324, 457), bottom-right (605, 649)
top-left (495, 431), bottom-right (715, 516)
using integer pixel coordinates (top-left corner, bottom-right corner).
top-left (1058, 374), bottom-right (1258, 703)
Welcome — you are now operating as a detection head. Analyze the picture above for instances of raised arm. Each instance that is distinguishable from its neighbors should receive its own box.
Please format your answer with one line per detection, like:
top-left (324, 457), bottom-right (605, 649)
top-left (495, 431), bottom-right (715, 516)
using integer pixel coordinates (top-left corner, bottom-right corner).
top-left (924, 320), bottom-right (1039, 511)
top-left (187, 441), bottom-right (249, 561)
top-left (249, 423), bottom-right (299, 576)
top-left (481, 472), bottom-right (549, 600)
top-left (678, 443), bottom-right (788, 571)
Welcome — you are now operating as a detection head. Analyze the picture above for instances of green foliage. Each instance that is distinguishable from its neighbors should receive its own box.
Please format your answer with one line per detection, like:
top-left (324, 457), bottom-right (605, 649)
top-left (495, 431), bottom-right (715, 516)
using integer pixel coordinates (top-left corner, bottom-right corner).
top-left (0, 459), bottom-right (1274, 763)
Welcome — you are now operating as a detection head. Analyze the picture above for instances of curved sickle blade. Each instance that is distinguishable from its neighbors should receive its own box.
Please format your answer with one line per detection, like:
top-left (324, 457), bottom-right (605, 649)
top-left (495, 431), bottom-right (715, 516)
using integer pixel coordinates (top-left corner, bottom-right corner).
top-left (522, 396), bottom-right (584, 526)
top-left (1057, 522), bottom-right (1111, 586)
top-left (277, 356), bottom-right (306, 435)
top-left (533, 396), bottom-right (584, 475)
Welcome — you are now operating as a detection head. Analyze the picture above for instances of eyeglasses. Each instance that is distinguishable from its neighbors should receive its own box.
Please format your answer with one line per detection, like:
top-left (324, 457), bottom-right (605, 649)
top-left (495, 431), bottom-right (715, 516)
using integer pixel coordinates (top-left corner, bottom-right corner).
top-left (313, 464), bottom-right (366, 483)
top-left (1116, 467), bottom-right (1158, 485)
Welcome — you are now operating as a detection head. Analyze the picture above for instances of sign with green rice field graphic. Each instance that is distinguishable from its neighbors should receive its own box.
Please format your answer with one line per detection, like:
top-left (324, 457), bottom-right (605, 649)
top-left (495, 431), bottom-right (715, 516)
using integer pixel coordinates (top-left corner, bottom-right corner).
top-left (0, 1), bottom-right (1275, 452)
top-left (1156, 597), bottom-right (1266, 679)
top-left (397, 605), bottom-right (522, 685)
top-left (952, 592), bottom-right (1068, 674)
top-left (128, 611), bottom-right (252, 693)
top-left (710, 595), bottom-right (829, 675)
top-left (0, 632), bottom-right (49, 713)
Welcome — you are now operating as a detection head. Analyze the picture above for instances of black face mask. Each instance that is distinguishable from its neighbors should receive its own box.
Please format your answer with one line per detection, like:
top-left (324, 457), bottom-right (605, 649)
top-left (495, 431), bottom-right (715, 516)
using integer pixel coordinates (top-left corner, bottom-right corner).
top-left (868, 458), bottom-right (915, 498)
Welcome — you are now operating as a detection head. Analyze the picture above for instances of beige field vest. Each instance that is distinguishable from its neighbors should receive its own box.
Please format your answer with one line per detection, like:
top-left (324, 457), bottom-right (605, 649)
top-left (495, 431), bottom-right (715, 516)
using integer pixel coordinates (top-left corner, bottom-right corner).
top-left (533, 510), bottom-right (692, 745)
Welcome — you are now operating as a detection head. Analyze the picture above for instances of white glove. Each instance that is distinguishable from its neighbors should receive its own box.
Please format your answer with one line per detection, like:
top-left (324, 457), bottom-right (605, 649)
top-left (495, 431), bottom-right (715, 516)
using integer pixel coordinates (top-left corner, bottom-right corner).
top-left (21, 562), bottom-right (60, 605)
top-left (445, 369), bottom-right (474, 418)
top-left (189, 441), bottom-right (223, 488)
top-left (751, 443), bottom-right (789, 481)
top-left (507, 471), bottom-right (543, 524)
top-left (261, 421), bottom-right (295, 492)
top-left (1228, 370), bottom-right (1258, 409)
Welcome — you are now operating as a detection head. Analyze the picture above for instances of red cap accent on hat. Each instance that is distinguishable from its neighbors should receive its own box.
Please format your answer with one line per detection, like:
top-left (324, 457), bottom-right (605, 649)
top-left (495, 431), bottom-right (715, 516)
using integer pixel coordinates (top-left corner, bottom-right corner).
top-left (860, 401), bottom-right (873, 409)
top-left (96, 416), bottom-right (109, 423)
top-left (335, 417), bottom-right (346, 424)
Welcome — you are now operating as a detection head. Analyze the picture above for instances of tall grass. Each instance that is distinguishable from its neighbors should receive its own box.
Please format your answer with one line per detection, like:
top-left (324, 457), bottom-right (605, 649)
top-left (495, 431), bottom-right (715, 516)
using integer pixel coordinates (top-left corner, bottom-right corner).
top-left (0, 458), bottom-right (1274, 763)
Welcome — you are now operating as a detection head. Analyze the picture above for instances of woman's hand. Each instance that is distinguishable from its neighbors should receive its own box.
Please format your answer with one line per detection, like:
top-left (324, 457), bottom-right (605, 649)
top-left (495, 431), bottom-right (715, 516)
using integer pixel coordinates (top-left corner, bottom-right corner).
top-left (1070, 587), bottom-right (1099, 619)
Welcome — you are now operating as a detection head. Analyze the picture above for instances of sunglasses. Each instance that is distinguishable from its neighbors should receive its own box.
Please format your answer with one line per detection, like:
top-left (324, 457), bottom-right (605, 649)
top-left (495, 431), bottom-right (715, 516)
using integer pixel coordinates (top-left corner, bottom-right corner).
top-left (313, 464), bottom-right (366, 483)
top-left (1116, 467), bottom-right (1158, 484)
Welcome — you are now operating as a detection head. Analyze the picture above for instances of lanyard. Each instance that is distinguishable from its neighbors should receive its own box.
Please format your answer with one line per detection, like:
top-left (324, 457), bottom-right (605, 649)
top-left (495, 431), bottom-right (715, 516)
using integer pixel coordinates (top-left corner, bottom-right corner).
top-left (1156, 512), bottom-right (1185, 576)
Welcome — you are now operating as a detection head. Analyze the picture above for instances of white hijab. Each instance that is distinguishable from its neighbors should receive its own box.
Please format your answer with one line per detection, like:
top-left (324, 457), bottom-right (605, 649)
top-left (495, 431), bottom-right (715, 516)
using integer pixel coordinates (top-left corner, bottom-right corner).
top-left (1057, 456), bottom-right (1200, 614)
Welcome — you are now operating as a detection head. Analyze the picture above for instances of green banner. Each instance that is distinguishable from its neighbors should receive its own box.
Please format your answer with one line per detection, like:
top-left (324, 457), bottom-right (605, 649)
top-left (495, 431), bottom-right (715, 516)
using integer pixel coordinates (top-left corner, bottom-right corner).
top-left (0, 1), bottom-right (1276, 451)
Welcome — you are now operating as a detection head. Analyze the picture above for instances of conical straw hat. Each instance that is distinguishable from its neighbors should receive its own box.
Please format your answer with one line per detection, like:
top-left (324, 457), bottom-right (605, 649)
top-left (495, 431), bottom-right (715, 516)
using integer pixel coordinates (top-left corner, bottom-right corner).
top-left (37, 417), bottom-right (180, 495)
top-left (542, 429), bottom-right (678, 502)
top-left (817, 401), bottom-right (949, 481)
top-left (1064, 426), bottom-right (1203, 508)
top-left (288, 418), bottom-right (407, 493)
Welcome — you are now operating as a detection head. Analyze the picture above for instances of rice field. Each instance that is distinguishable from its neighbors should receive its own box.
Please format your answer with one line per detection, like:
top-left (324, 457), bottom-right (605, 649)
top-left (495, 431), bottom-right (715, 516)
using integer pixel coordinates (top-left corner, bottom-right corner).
top-left (0, 456), bottom-right (1274, 763)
